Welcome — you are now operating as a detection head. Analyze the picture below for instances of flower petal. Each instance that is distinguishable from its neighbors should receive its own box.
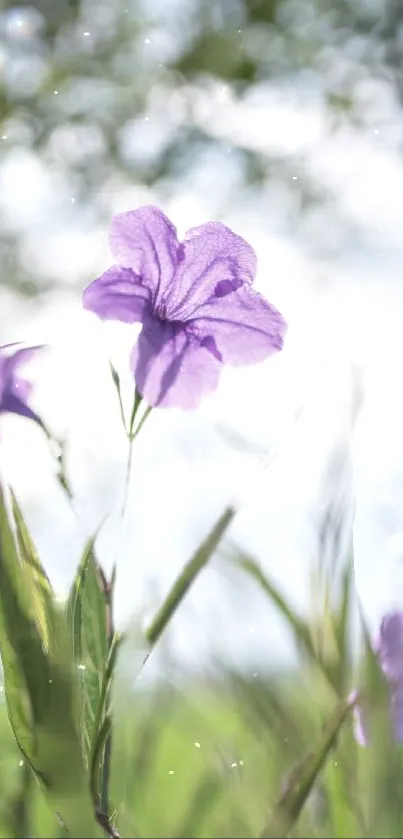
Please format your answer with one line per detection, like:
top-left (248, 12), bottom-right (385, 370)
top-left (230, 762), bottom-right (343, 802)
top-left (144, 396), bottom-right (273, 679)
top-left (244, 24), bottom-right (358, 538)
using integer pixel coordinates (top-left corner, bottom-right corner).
top-left (109, 206), bottom-right (180, 303)
top-left (390, 680), bottom-right (403, 741)
top-left (0, 391), bottom-right (43, 425)
top-left (377, 612), bottom-right (403, 681)
top-left (189, 284), bottom-right (286, 366)
top-left (166, 222), bottom-right (257, 319)
top-left (83, 266), bottom-right (152, 323)
top-left (131, 317), bottom-right (222, 409)
top-left (3, 345), bottom-right (44, 378)
top-left (352, 703), bottom-right (368, 746)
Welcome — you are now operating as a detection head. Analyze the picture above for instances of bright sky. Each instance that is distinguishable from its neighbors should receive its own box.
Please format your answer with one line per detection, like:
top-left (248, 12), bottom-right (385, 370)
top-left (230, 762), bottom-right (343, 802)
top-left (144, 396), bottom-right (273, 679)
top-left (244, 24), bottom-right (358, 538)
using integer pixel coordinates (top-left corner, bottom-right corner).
top-left (2, 53), bottom-right (403, 674)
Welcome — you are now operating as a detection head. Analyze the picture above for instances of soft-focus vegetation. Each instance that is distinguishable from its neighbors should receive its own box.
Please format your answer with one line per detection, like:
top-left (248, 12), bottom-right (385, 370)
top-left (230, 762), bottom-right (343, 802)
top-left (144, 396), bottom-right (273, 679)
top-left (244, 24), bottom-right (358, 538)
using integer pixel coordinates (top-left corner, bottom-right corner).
top-left (2, 0), bottom-right (403, 837)
top-left (1, 0), bottom-right (403, 298)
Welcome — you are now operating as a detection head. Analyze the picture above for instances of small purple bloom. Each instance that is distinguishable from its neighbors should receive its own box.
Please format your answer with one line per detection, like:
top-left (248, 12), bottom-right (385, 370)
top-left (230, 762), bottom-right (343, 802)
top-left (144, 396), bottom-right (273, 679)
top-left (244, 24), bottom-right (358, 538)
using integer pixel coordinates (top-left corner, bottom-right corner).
top-left (354, 612), bottom-right (403, 745)
top-left (82, 206), bottom-right (286, 409)
top-left (0, 343), bottom-right (43, 426)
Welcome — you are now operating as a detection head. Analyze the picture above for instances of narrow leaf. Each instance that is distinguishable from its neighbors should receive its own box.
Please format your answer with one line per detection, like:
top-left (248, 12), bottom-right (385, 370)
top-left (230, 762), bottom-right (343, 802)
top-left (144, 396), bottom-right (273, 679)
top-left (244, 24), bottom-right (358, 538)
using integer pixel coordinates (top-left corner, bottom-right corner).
top-left (145, 506), bottom-right (235, 649)
top-left (66, 537), bottom-right (109, 769)
top-left (0, 486), bottom-right (100, 837)
top-left (11, 489), bottom-right (54, 648)
top-left (236, 555), bottom-right (318, 660)
top-left (260, 694), bottom-right (356, 838)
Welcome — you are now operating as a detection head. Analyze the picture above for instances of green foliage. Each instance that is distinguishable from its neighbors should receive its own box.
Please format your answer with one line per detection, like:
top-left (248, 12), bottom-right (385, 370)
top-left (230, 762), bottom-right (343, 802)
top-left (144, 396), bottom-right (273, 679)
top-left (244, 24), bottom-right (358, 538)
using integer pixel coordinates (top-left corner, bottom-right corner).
top-left (0, 493), bottom-right (399, 839)
top-left (0, 487), bottom-right (101, 837)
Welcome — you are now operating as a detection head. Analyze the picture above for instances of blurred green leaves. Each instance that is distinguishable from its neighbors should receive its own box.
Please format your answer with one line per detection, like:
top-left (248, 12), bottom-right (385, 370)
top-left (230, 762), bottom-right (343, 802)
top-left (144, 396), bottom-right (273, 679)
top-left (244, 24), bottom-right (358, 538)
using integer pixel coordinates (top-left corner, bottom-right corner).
top-left (1, 475), bottom-right (403, 839)
top-left (234, 551), bottom-right (354, 697)
top-left (0, 486), bottom-right (101, 837)
top-left (260, 694), bottom-right (356, 838)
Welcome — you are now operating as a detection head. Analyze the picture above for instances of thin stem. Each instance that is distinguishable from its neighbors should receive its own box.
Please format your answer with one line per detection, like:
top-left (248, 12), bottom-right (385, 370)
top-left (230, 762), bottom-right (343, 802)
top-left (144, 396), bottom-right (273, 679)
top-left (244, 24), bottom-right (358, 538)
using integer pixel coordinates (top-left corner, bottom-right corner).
top-left (95, 808), bottom-right (121, 839)
top-left (119, 401), bottom-right (152, 524)
top-left (131, 405), bottom-right (152, 443)
top-left (100, 734), bottom-right (112, 815)
top-left (118, 390), bottom-right (144, 523)
top-left (128, 388), bottom-right (143, 438)
top-left (100, 579), bottom-right (115, 825)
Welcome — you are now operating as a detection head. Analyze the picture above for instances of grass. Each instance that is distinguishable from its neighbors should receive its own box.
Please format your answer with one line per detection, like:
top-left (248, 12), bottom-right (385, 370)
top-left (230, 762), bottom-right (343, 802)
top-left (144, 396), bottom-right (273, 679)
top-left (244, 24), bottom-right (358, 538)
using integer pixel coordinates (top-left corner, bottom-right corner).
top-left (0, 659), bottom-right (394, 839)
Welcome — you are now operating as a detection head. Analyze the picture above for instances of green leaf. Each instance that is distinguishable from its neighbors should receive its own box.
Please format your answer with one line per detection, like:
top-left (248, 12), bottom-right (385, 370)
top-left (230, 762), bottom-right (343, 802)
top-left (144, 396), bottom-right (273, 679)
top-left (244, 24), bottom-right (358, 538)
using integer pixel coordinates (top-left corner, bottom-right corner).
top-left (323, 753), bottom-right (360, 839)
top-left (66, 537), bottom-right (110, 771)
top-left (145, 506), bottom-right (235, 650)
top-left (11, 489), bottom-right (54, 649)
top-left (90, 633), bottom-right (123, 815)
top-left (332, 555), bottom-right (354, 692)
top-left (260, 694), bottom-right (356, 838)
top-left (235, 554), bottom-right (329, 673)
top-left (0, 486), bottom-right (100, 837)
top-left (175, 775), bottom-right (222, 839)
top-left (109, 361), bottom-right (127, 434)
top-left (2, 759), bottom-right (32, 839)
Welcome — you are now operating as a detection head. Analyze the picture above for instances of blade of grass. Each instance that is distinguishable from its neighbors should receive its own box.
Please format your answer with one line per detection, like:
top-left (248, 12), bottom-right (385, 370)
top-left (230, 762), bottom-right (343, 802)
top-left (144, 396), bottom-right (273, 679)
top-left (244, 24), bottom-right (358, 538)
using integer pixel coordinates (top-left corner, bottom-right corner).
top-left (145, 506), bottom-right (235, 652)
top-left (260, 693), bottom-right (356, 838)
top-left (235, 553), bottom-right (342, 692)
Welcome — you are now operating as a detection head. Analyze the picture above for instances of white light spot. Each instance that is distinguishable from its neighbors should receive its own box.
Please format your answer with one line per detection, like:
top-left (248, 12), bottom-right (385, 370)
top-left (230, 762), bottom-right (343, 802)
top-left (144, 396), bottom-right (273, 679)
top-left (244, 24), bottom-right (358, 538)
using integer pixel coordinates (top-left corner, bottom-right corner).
top-left (77, 663), bottom-right (86, 671)
top-left (0, 686), bottom-right (4, 692)
top-left (70, 196), bottom-right (75, 203)
top-left (144, 116), bottom-right (150, 121)
top-left (239, 760), bottom-right (244, 766)
top-left (144, 38), bottom-right (151, 44)
top-left (19, 760), bottom-right (24, 767)
top-left (48, 679), bottom-right (53, 684)
top-left (168, 769), bottom-right (175, 775)
top-left (292, 176), bottom-right (298, 180)
top-left (231, 762), bottom-right (237, 768)
top-left (1, 135), bottom-right (8, 140)
top-left (83, 31), bottom-right (90, 37)
top-left (54, 90), bottom-right (59, 95)
top-left (252, 672), bottom-right (259, 678)
top-left (194, 741), bottom-right (201, 748)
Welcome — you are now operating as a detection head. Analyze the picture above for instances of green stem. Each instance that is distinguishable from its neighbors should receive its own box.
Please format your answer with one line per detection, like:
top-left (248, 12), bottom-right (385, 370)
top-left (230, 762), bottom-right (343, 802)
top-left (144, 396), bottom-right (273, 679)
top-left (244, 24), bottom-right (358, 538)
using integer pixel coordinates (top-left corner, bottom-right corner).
top-left (99, 580), bottom-right (115, 825)
top-left (120, 400), bottom-right (152, 524)
top-left (100, 732), bottom-right (112, 815)
top-left (145, 506), bottom-right (235, 651)
top-left (128, 389), bottom-right (143, 438)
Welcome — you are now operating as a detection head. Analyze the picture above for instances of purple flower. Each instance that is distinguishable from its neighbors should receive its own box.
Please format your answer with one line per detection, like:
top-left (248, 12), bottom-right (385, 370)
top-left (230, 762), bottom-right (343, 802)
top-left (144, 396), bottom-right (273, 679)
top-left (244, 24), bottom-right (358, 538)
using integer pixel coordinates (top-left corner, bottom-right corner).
top-left (354, 612), bottom-right (403, 745)
top-left (82, 206), bottom-right (286, 409)
top-left (0, 343), bottom-right (43, 426)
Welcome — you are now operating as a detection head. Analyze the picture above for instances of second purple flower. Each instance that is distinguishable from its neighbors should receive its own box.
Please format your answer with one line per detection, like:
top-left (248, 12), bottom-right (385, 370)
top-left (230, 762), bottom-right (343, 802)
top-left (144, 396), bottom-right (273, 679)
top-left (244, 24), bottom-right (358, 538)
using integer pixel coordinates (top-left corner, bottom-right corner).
top-left (82, 206), bottom-right (286, 409)
top-left (0, 343), bottom-right (43, 427)
top-left (354, 612), bottom-right (403, 745)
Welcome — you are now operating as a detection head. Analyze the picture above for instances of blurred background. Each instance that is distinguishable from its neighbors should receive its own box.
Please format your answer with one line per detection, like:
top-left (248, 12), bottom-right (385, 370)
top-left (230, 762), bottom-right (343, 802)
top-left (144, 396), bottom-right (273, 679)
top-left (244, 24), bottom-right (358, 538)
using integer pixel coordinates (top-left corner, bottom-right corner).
top-left (2, 1), bottom-right (403, 834)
